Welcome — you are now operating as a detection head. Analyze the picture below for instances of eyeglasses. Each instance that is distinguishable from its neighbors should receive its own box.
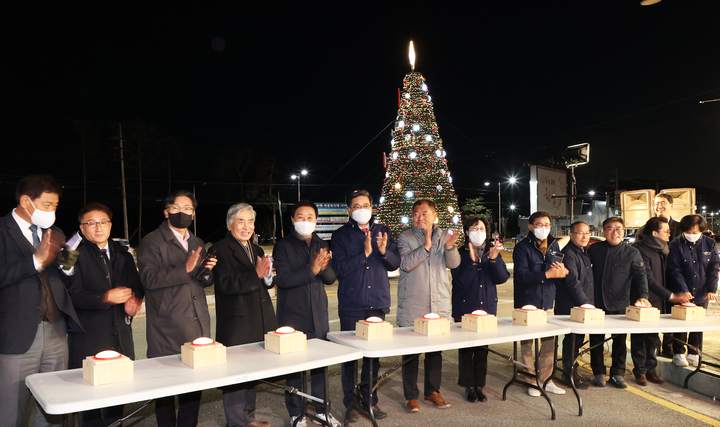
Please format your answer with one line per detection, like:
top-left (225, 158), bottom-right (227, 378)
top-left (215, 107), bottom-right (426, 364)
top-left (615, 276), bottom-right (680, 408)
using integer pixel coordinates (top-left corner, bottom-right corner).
top-left (81, 220), bottom-right (111, 228)
top-left (351, 204), bottom-right (372, 210)
top-left (605, 227), bottom-right (624, 233)
top-left (571, 231), bottom-right (590, 236)
top-left (653, 201), bottom-right (669, 206)
top-left (168, 205), bottom-right (194, 214)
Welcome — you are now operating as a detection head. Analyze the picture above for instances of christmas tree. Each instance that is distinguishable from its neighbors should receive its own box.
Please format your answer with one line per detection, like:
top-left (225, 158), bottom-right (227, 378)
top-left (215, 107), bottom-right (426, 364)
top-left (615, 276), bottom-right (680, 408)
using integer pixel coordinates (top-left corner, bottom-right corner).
top-left (377, 42), bottom-right (459, 237)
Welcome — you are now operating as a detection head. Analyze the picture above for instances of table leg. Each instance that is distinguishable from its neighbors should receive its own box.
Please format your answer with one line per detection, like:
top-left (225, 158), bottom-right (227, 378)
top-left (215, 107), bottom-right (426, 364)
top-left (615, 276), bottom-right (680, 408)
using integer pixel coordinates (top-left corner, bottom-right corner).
top-left (666, 336), bottom-right (720, 389)
top-left (499, 339), bottom-right (556, 420)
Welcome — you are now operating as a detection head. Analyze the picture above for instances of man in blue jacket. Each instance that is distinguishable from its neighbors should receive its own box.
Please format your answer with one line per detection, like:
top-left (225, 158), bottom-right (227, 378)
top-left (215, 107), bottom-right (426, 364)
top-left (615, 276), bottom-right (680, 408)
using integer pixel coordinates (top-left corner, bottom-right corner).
top-left (557, 221), bottom-right (593, 389)
top-left (332, 190), bottom-right (400, 423)
top-left (513, 211), bottom-right (568, 397)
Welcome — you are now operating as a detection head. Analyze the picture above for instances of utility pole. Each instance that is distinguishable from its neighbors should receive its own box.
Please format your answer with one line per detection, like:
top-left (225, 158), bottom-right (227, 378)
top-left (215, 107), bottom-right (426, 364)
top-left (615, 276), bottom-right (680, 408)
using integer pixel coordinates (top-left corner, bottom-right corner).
top-left (119, 124), bottom-right (130, 242)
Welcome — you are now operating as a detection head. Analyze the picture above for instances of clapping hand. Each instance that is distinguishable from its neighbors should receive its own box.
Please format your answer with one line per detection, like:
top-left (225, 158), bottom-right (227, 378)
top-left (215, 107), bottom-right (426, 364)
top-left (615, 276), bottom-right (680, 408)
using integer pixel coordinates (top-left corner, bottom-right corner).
top-left (255, 255), bottom-right (272, 279)
top-left (311, 248), bottom-right (331, 275)
top-left (445, 229), bottom-right (460, 249)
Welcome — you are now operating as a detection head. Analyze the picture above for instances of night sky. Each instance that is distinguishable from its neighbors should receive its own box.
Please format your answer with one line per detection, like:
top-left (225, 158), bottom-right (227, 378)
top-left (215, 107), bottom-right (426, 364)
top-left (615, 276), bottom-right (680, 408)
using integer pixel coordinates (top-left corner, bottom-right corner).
top-left (3, 1), bottom-right (720, 240)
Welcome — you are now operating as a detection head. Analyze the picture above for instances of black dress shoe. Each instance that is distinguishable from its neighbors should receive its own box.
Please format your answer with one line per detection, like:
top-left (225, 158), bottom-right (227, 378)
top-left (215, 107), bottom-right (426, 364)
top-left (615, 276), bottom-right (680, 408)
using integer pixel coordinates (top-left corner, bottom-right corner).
top-left (475, 387), bottom-right (487, 402)
top-left (465, 387), bottom-right (478, 403)
top-left (371, 405), bottom-right (388, 420)
top-left (345, 410), bottom-right (359, 423)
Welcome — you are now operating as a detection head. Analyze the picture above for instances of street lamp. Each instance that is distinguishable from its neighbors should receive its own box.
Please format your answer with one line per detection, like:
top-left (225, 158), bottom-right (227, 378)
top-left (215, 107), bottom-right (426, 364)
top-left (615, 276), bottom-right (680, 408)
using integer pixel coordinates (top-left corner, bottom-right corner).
top-left (291, 170), bottom-right (308, 201)
top-left (498, 177), bottom-right (517, 238)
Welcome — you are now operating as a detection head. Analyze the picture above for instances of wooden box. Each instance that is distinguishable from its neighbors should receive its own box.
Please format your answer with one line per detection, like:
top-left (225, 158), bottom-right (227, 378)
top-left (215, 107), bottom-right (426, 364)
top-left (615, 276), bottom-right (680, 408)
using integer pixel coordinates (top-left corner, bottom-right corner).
top-left (461, 312), bottom-right (497, 332)
top-left (264, 330), bottom-right (307, 354)
top-left (82, 354), bottom-right (133, 386)
top-left (414, 316), bottom-right (451, 336)
top-left (671, 305), bottom-right (706, 321)
top-left (512, 308), bottom-right (547, 326)
top-left (626, 306), bottom-right (660, 322)
top-left (356, 320), bottom-right (393, 341)
top-left (570, 307), bottom-right (605, 323)
top-left (181, 340), bottom-right (227, 368)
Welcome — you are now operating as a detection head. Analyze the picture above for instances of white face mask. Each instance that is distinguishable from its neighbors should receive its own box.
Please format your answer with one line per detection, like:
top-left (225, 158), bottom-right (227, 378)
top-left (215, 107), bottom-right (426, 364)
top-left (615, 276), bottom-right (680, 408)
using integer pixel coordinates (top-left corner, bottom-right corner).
top-left (351, 209), bottom-right (372, 226)
top-left (533, 226), bottom-right (551, 241)
top-left (469, 230), bottom-right (486, 246)
top-left (684, 233), bottom-right (702, 243)
top-left (293, 221), bottom-right (316, 237)
top-left (26, 199), bottom-right (56, 229)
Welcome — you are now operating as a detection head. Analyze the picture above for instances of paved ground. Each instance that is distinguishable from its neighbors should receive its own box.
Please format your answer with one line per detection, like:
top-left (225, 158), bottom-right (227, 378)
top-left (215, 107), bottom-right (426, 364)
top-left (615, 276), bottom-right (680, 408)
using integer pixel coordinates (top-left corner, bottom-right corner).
top-left (42, 250), bottom-right (720, 426)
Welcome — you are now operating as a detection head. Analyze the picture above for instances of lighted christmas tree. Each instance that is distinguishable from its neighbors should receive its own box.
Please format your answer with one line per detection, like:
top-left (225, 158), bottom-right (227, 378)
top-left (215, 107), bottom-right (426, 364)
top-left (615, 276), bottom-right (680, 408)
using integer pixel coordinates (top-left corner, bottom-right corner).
top-left (377, 42), bottom-right (459, 237)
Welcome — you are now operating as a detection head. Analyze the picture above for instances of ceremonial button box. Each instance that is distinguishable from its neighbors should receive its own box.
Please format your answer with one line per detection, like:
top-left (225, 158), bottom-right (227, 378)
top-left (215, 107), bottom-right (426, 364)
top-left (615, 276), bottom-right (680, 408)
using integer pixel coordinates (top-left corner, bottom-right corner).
top-left (512, 305), bottom-right (547, 326)
top-left (414, 313), bottom-right (451, 336)
top-left (626, 305), bottom-right (660, 322)
top-left (356, 317), bottom-right (393, 341)
top-left (83, 351), bottom-right (134, 386)
top-left (181, 338), bottom-right (227, 368)
top-left (264, 327), bottom-right (307, 354)
top-left (570, 304), bottom-right (605, 323)
top-left (671, 303), bottom-right (706, 321)
top-left (461, 310), bottom-right (497, 332)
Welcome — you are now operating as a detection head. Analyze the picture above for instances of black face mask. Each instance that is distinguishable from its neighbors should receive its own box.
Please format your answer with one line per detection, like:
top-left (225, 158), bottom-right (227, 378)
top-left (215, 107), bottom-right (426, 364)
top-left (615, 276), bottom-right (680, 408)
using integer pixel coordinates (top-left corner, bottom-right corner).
top-left (168, 212), bottom-right (193, 229)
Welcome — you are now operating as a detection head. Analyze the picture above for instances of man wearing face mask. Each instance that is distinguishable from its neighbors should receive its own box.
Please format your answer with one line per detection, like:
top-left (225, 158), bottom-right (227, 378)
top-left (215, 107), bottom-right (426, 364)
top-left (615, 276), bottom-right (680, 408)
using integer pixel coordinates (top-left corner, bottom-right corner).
top-left (332, 190), bottom-right (400, 422)
top-left (138, 190), bottom-right (217, 427)
top-left (513, 211), bottom-right (568, 397)
top-left (588, 217), bottom-right (649, 389)
top-left (667, 214), bottom-right (719, 368)
top-left (273, 200), bottom-right (338, 427)
top-left (0, 174), bottom-right (83, 427)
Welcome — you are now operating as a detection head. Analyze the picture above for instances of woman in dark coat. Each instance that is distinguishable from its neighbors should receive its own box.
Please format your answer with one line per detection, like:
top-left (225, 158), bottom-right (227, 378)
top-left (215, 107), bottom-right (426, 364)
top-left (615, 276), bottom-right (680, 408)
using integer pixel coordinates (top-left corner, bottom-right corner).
top-left (213, 203), bottom-right (277, 427)
top-left (450, 216), bottom-right (510, 403)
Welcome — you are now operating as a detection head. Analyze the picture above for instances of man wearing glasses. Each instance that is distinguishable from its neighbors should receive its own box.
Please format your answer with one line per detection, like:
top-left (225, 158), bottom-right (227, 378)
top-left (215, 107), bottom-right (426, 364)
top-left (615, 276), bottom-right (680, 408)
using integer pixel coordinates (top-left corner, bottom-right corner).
top-left (138, 190), bottom-right (217, 427)
top-left (588, 217), bottom-right (649, 389)
top-left (332, 190), bottom-right (400, 422)
top-left (68, 202), bottom-right (144, 426)
top-left (637, 194), bottom-right (682, 244)
top-left (556, 221), bottom-right (593, 389)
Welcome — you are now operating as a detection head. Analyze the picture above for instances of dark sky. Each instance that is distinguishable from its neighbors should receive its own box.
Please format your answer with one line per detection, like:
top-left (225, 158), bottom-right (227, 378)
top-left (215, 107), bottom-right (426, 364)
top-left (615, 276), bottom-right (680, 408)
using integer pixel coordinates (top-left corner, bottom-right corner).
top-left (3, 1), bottom-right (720, 238)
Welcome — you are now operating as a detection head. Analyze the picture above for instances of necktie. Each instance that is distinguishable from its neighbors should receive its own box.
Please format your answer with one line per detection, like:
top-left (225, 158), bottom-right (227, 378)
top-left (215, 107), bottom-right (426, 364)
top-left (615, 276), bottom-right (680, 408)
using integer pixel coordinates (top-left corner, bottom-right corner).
top-left (362, 228), bottom-right (368, 233)
top-left (29, 224), bottom-right (39, 249)
top-left (100, 248), bottom-right (109, 262)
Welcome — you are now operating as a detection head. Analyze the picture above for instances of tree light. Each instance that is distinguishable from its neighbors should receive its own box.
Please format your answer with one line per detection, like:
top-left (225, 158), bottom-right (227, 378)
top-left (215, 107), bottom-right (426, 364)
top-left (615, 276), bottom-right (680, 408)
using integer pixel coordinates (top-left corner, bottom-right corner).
top-left (394, 182), bottom-right (402, 189)
top-left (405, 191), bottom-right (414, 198)
top-left (409, 151), bottom-right (417, 159)
top-left (401, 216), bottom-right (409, 224)
top-left (379, 196), bottom-right (385, 203)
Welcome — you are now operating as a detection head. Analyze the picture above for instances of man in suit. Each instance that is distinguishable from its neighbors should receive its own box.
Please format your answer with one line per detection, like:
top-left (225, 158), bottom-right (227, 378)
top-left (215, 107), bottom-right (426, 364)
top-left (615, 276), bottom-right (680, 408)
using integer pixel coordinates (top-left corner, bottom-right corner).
top-left (68, 202), bottom-right (144, 427)
top-left (138, 190), bottom-right (216, 427)
top-left (213, 203), bottom-right (276, 427)
top-left (0, 174), bottom-right (83, 427)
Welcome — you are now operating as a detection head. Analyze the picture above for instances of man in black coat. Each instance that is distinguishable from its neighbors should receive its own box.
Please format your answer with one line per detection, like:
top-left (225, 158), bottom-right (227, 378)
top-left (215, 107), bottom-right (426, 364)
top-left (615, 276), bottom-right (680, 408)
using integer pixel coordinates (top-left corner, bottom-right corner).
top-left (213, 203), bottom-right (277, 427)
top-left (556, 221), bottom-right (593, 389)
top-left (68, 202), bottom-right (144, 426)
top-left (588, 217), bottom-right (649, 389)
top-left (273, 200), bottom-right (337, 427)
top-left (0, 175), bottom-right (83, 426)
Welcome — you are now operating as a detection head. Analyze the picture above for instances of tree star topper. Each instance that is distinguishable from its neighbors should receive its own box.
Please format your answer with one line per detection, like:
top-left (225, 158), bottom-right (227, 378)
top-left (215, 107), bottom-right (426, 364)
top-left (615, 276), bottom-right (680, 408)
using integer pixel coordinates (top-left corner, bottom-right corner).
top-left (409, 41), bottom-right (416, 70)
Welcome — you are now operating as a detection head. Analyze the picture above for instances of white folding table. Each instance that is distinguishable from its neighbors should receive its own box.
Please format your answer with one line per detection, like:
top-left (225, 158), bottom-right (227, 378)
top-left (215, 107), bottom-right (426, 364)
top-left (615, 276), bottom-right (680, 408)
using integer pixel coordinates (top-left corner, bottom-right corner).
top-left (26, 339), bottom-right (363, 425)
top-left (548, 314), bottom-right (720, 415)
top-left (328, 318), bottom-right (572, 423)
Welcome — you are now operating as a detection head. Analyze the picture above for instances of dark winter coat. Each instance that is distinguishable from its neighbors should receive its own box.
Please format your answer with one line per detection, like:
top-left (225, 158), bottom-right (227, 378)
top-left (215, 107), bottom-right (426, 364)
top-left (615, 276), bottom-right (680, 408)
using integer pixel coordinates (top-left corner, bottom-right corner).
top-left (273, 230), bottom-right (336, 339)
top-left (0, 213), bottom-right (83, 354)
top-left (213, 233), bottom-right (277, 346)
top-left (138, 221), bottom-right (213, 358)
top-left (634, 235), bottom-right (671, 312)
top-left (512, 235), bottom-right (562, 310)
top-left (667, 234), bottom-right (719, 304)
top-left (451, 245), bottom-right (510, 318)
top-left (332, 217), bottom-right (400, 313)
top-left (68, 239), bottom-right (144, 368)
top-left (588, 241), bottom-right (648, 311)
top-left (555, 240), bottom-right (593, 315)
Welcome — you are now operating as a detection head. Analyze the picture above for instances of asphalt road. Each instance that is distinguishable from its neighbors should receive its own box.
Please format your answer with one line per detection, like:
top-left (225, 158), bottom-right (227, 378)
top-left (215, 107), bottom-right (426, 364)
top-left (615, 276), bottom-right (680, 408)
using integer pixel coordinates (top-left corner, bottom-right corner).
top-left (43, 271), bottom-right (720, 426)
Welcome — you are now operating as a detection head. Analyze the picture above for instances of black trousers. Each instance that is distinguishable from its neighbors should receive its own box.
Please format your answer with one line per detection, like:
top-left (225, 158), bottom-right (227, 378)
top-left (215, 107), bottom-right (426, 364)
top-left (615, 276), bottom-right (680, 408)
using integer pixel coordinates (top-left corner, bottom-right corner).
top-left (589, 333), bottom-right (627, 377)
top-left (339, 309), bottom-right (386, 409)
top-left (81, 405), bottom-right (124, 427)
top-left (155, 391), bottom-right (202, 427)
top-left (222, 383), bottom-right (257, 427)
top-left (402, 351), bottom-right (442, 400)
top-left (561, 333), bottom-right (586, 377)
top-left (630, 333), bottom-right (659, 376)
top-left (457, 346), bottom-right (488, 388)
